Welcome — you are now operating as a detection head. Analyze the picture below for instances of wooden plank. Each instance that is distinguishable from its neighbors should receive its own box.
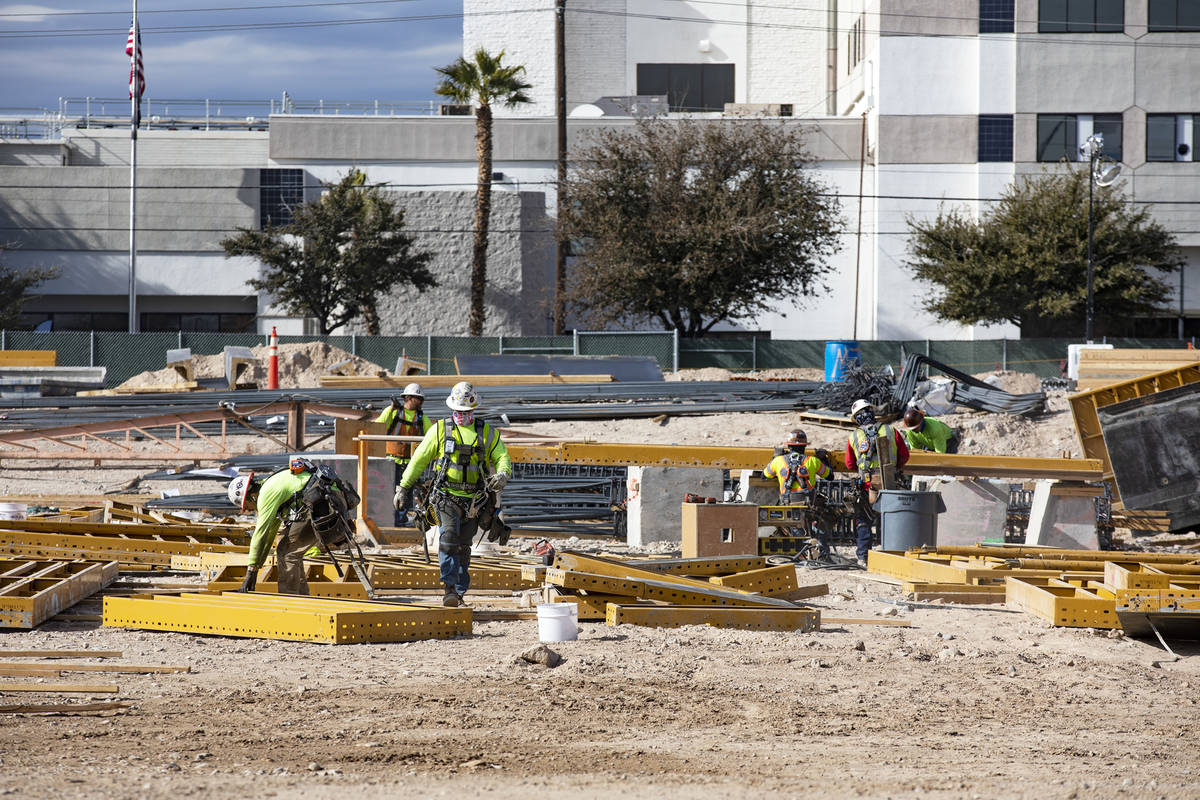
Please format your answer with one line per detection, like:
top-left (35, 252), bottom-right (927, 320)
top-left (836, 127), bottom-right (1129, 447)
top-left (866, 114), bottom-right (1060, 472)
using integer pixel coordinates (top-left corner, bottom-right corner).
top-left (0, 701), bottom-right (129, 714)
top-left (0, 650), bottom-right (122, 659)
top-left (0, 350), bottom-right (56, 367)
top-left (820, 617), bottom-right (913, 627)
top-left (0, 683), bottom-right (120, 693)
top-left (0, 663), bottom-right (189, 676)
top-left (776, 583), bottom-right (829, 602)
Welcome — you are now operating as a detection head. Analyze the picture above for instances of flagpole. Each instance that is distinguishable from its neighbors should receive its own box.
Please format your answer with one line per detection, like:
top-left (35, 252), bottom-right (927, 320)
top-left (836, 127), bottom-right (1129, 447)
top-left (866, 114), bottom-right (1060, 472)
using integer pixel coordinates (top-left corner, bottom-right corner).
top-left (128, 0), bottom-right (139, 333)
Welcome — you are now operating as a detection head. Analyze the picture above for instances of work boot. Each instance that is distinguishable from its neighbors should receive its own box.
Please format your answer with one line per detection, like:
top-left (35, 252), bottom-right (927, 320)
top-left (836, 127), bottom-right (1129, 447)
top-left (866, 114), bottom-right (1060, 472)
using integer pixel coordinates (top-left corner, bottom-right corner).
top-left (442, 587), bottom-right (461, 607)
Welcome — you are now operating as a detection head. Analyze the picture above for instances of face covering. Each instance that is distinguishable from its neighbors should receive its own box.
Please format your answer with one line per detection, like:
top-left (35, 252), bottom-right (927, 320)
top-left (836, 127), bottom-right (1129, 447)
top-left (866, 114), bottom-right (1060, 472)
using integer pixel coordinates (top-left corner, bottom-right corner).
top-left (452, 410), bottom-right (474, 426)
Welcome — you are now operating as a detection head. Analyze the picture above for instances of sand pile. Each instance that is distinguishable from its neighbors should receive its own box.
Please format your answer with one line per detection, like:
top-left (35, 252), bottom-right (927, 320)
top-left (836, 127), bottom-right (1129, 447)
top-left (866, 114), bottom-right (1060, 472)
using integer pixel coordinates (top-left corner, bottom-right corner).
top-left (117, 341), bottom-right (389, 391)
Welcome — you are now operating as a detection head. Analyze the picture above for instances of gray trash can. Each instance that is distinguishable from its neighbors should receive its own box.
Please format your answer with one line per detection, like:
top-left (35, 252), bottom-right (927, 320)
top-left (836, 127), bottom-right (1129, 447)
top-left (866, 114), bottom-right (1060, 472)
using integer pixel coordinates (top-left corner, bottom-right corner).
top-left (874, 489), bottom-right (947, 551)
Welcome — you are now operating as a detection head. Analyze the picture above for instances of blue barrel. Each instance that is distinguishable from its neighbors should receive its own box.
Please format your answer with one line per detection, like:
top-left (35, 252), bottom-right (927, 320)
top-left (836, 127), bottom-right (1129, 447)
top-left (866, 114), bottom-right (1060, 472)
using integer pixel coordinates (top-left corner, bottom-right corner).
top-left (824, 340), bottom-right (860, 382)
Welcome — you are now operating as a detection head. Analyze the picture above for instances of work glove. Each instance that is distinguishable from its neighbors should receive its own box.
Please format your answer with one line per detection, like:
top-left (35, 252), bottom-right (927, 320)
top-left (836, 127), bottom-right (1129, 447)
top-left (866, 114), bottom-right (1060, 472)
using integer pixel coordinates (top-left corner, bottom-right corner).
top-left (389, 395), bottom-right (402, 408)
top-left (238, 567), bottom-right (258, 593)
top-left (393, 486), bottom-right (409, 511)
top-left (814, 448), bottom-right (829, 462)
top-left (486, 472), bottom-right (509, 492)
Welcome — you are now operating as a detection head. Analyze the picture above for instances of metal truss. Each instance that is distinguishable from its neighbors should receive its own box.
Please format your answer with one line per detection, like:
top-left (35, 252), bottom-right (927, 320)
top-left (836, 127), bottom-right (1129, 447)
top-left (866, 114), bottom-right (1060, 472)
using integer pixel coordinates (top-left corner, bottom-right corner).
top-left (1, 559), bottom-right (119, 628)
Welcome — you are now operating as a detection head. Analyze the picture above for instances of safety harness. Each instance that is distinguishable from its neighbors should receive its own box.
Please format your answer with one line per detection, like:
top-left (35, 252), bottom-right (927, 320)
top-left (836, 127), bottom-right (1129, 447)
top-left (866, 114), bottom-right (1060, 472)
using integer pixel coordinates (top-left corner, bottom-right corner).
top-left (385, 408), bottom-right (426, 460)
top-left (434, 418), bottom-right (497, 495)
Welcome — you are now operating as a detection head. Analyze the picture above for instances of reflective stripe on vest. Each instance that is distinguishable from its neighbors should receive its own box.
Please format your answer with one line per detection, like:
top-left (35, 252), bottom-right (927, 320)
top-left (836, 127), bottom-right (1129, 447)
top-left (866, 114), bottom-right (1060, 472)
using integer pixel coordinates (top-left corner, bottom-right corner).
top-left (434, 419), bottom-right (496, 492)
top-left (852, 424), bottom-right (895, 474)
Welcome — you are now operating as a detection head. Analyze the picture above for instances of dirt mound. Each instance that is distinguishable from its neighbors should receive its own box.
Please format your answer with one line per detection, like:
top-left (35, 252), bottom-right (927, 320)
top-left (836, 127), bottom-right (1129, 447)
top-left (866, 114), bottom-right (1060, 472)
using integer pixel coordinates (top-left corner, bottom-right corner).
top-left (117, 341), bottom-right (389, 391)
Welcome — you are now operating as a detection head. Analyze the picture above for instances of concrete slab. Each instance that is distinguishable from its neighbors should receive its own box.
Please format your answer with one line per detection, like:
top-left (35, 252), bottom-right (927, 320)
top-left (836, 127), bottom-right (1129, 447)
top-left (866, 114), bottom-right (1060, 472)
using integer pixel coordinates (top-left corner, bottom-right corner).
top-left (737, 470), bottom-right (780, 537)
top-left (626, 465), bottom-right (724, 546)
top-left (1025, 480), bottom-right (1101, 549)
top-left (929, 478), bottom-right (1010, 546)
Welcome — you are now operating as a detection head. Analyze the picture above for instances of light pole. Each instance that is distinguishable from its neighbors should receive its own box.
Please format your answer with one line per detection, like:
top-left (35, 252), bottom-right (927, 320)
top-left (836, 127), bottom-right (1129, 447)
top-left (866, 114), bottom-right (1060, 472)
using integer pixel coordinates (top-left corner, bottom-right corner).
top-left (1079, 132), bottom-right (1121, 343)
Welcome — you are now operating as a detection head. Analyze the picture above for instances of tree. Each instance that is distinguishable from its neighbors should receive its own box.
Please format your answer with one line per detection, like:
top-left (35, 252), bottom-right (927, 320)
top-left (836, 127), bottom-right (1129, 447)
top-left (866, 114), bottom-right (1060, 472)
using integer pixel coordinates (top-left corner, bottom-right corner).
top-left (559, 119), bottom-right (843, 336)
top-left (222, 169), bottom-right (434, 335)
top-left (906, 168), bottom-right (1181, 336)
top-left (435, 47), bottom-right (532, 336)
top-left (0, 246), bottom-right (58, 329)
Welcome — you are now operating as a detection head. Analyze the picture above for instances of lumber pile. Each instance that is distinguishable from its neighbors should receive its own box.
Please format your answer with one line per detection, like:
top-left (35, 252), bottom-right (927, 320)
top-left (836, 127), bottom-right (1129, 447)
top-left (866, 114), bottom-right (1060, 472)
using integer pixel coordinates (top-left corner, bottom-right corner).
top-left (1076, 347), bottom-right (1200, 391)
top-left (868, 546), bottom-right (1200, 633)
top-left (525, 551), bottom-right (823, 631)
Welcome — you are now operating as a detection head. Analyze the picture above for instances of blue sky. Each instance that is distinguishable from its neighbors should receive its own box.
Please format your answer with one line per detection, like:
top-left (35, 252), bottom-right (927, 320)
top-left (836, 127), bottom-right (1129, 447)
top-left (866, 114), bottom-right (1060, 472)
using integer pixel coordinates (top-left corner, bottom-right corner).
top-left (0, 1), bottom-right (464, 113)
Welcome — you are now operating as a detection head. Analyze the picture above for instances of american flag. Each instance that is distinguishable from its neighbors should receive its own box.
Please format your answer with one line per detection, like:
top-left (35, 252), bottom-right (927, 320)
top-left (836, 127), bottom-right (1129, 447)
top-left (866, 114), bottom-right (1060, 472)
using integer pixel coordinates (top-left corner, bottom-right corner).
top-left (126, 22), bottom-right (145, 99)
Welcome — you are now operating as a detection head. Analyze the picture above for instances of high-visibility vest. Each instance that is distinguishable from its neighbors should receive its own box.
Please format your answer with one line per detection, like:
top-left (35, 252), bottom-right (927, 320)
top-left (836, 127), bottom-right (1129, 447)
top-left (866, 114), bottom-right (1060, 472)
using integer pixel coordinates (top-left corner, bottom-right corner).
top-left (433, 418), bottom-right (500, 494)
top-left (850, 424), bottom-right (898, 482)
top-left (384, 408), bottom-right (426, 461)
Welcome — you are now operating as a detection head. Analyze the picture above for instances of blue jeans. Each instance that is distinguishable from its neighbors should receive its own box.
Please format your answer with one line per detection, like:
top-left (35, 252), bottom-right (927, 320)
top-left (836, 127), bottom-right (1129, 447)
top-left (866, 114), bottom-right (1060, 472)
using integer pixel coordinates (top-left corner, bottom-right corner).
top-left (436, 496), bottom-right (479, 596)
top-left (855, 515), bottom-right (874, 563)
top-left (392, 460), bottom-right (413, 526)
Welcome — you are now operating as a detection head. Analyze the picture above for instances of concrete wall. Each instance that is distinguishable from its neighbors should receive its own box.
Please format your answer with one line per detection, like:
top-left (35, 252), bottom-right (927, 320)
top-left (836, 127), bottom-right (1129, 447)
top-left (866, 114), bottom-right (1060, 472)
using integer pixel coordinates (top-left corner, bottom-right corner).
top-left (340, 189), bottom-right (553, 336)
top-left (0, 140), bottom-right (67, 166)
top-left (64, 129), bottom-right (269, 168)
top-left (0, 166), bottom-right (258, 252)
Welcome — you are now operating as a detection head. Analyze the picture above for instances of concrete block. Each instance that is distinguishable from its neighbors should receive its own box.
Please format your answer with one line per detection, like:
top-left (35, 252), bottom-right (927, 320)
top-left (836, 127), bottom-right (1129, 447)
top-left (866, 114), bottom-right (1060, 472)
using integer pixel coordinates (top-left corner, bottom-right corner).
top-left (928, 478), bottom-right (1010, 546)
top-left (224, 346), bottom-right (256, 390)
top-left (626, 466), bottom-right (724, 547)
top-left (681, 503), bottom-right (760, 559)
top-left (1025, 480), bottom-right (1100, 550)
top-left (167, 348), bottom-right (193, 382)
top-left (296, 454), bottom-right (394, 526)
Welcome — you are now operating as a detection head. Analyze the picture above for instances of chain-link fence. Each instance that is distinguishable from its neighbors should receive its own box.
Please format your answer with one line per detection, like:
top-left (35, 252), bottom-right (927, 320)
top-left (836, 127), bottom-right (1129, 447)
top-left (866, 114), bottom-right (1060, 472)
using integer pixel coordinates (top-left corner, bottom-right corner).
top-left (1, 330), bottom-right (1194, 387)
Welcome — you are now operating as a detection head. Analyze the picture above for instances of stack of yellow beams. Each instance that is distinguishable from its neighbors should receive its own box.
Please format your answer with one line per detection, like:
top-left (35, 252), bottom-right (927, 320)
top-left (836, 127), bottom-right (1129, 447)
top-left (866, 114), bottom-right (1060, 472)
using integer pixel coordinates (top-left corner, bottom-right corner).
top-left (868, 546), bottom-right (1200, 631)
top-left (534, 552), bottom-right (820, 632)
top-left (0, 518), bottom-right (249, 567)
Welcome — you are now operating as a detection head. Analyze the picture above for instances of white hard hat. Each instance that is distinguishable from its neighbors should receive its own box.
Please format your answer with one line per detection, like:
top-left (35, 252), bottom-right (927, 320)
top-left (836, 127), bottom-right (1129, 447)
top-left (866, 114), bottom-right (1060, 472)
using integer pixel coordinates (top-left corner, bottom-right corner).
top-left (850, 399), bottom-right (875, 417)
top-left (446, 381), bottom-right (480, 411)
top-left (227, 473), bottom-right (256, 511)
top-left (401, 382), bottom-right (424, 398)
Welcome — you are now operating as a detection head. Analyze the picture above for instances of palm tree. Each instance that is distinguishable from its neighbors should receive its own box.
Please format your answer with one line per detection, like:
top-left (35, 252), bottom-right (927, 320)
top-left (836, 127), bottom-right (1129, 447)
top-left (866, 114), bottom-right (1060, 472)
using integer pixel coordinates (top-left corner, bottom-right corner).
top-left (435, 47), bottom-right (532, 336)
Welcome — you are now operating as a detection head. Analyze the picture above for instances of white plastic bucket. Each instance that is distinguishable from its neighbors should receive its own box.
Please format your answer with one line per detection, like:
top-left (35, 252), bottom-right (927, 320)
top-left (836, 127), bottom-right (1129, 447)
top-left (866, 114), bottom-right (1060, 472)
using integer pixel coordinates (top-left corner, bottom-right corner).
top-left (0, 503), bottom-right (26, 521)
top-left (537, 602), bottom-right (578, 643)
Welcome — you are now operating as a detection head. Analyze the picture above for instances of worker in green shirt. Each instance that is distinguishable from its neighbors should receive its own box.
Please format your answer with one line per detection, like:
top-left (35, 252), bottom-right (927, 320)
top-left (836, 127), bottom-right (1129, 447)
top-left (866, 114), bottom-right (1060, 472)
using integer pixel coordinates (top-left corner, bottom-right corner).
top-left (901, 407), bottom-right (960, 454)
top-left (226, 459), bottom-right (318, 596)
top-left (374, 383), bottom-right (433, 526)
top-left (393, 381), bottom-right (511, 607)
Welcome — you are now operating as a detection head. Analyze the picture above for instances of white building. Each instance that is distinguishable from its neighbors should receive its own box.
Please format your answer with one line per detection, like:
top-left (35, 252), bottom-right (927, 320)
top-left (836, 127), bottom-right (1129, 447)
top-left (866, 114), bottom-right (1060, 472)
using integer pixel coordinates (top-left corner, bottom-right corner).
top-left (0, 0), bottom-right (1196, 340)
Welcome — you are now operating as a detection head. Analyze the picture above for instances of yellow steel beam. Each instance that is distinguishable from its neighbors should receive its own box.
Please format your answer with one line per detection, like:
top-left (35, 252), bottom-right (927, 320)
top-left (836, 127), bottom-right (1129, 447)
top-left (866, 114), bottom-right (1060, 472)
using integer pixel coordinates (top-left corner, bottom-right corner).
top-left (606, 603), bottom-right (819, 632)
top-left (709, 564), bottom-right (799, 596)
top-left (544, 568), bottom-right (643, 597)
top-left (925, 545), bottom-right (1200, 564)
top-left (552, 551), bottom-right (795, 607)
top-left (508, 442), bottom-right (1103, 480)
top-left (0, 531), bottom-right (245, 566)
top-left (0, 518), bottom-right (250, 544)
top-left (102, 592), bottom-right (471, 643)
top-left (0, 559), bottom-right (119, 628)
top-left (631, 555), bottom-right (769, 577)
top-left (1005, 577), bottom-right (1119, 628)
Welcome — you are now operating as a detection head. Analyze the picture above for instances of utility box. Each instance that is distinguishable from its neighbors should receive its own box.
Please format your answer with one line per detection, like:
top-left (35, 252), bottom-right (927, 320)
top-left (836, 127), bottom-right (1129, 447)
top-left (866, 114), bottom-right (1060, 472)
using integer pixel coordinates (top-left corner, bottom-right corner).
top-left (681, 502), bottom-right (759, 559)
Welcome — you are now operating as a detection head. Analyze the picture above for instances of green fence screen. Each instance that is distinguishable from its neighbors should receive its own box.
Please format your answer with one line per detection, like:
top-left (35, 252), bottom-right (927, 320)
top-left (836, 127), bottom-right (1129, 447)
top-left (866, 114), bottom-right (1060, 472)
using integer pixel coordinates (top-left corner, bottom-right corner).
top-left (0, 330), bottom-right (1192, 388)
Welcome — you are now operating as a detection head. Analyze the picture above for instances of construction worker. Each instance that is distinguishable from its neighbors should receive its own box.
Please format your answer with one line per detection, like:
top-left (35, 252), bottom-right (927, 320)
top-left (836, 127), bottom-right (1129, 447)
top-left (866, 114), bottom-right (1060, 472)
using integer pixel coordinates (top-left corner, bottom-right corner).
top-left (228, 458), bottom-right (318, 596)
top-left (393, 381), bottom-right (511, 607)
top-left (845, 399), bottom-right (910, 568)
top-left (902, 406), bottom-right (960, 454)
top-left (375, 383), bottom-right (433, 526)
top-left (762, 429), bottom-right (832, 500)
top-left (762, 429), bottom-right (834, 559)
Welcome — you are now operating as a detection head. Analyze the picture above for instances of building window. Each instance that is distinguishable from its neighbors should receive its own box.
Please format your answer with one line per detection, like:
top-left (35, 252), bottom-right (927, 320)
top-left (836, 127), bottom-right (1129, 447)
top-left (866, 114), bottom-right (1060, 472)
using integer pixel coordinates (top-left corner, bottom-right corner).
top-left (260, 168), bottom-right (304, 229)
top-left (980, 0), bottom-right (1015, 32)
top-left (1037, 113), bottom-right (1123, 161)
top-left (846, 13), bottom-right (866, 74)
top-left (1146, 113), bottom-right (1196, 161)
top-left (1039, 0), bottom-right (1124, 32)
top-left (141, 313), bottom-right (257, 333)
top-left (16, 312), bottom-right (128, 331)
top-left (978, 115), bottom-right (1014, 161)
top-left (1148, 0), bottom-right (1200, 31)
top-left (635, 63), bottom-right (735, 112)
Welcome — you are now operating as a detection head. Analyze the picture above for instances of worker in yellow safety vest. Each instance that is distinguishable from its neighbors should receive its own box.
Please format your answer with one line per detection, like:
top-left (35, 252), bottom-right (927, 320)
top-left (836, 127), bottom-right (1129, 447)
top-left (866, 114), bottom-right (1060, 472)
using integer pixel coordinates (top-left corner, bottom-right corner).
top-left (375, 382), bottom-right (433, 525)
top-left (393, 381), bottom-right (512, 607)
top-left (844, 399), bottom-right (910, 568)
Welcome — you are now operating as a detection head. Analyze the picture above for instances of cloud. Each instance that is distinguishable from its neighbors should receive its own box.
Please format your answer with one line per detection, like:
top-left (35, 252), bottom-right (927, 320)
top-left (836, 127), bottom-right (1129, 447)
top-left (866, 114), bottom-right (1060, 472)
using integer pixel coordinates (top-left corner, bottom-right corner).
top-left (0, 4), bottom-right (64, 23)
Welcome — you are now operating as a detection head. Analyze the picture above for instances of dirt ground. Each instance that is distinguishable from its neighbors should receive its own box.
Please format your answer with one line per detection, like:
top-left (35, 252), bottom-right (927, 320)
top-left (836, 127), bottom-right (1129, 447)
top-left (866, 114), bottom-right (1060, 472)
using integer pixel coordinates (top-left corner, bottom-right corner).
top-left (2, 570), bottom-right (1197, 800)
top-left (1, 371), bottom-right (1196, 798)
